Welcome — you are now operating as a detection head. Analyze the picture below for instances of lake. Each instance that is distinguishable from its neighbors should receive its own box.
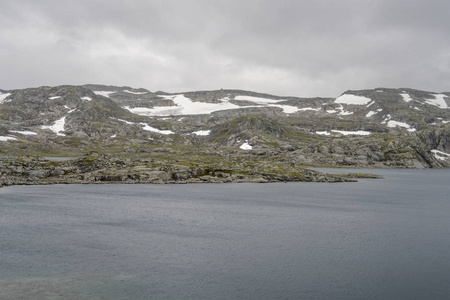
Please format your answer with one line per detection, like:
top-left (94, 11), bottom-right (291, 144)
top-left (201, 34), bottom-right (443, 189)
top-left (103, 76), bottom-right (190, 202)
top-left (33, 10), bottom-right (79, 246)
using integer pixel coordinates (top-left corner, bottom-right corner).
top-left (0, 169), bottom-right (449, 299)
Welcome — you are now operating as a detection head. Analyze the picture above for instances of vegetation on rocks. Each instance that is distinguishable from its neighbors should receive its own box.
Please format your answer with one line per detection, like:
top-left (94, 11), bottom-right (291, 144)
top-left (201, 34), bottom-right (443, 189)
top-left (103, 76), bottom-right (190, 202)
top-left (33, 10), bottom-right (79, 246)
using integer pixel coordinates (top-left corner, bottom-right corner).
top-left (1, 84), bottom-right (449, 187)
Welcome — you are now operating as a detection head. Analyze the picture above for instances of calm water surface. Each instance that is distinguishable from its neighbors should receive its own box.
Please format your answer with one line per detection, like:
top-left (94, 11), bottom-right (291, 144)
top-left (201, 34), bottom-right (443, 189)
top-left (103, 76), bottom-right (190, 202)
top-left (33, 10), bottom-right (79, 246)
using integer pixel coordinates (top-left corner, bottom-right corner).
top-left (0, 169), bottom-right (449, 299)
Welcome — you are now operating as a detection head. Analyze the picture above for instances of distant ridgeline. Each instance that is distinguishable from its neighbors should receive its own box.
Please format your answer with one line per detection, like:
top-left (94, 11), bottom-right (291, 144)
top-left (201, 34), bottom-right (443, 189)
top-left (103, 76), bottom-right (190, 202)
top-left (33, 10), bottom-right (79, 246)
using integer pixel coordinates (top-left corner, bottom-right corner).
top-left (0, 85), bottom-right (449, 186)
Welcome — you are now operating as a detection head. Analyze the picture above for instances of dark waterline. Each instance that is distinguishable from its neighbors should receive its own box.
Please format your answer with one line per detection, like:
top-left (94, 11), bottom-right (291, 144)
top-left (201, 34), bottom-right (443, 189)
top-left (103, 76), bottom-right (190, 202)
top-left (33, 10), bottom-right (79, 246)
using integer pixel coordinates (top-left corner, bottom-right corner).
top-left (0, 169), bottom-right (449, 299)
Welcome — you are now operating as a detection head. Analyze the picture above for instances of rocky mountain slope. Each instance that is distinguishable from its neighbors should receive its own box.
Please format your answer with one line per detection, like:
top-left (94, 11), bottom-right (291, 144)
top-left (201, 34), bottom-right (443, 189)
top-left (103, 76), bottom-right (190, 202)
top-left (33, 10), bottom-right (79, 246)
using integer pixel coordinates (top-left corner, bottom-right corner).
top-left (1, 84), bottom-right (449, 186)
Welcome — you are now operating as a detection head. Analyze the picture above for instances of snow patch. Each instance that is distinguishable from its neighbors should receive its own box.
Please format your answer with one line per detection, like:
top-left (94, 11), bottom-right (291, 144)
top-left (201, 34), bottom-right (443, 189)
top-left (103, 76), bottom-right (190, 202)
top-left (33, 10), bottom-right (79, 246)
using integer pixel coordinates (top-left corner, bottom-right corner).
top-left (234, 95), bottom-right (284, 104)
top-left (93, 91), bottom-right (116, 98)
top-left (81, 96), bottom-right (92, 101)
top-left (126, 95), bottom-right (242, 116)
top-left (192, 130), bottom-right (211, 136)
top-left (316, 131), bottom-right (331, 136)
top-left (0, 93), bottom-right (12, 104)
top-left (400, 92), bottom-right (412, 102)
top-left (41, 116), bottom-right (66, 136)
top-left (387, 120), bottom-right (415, 131)
top-left (365, 109), bottom-right (382, 118)
top-left (111, 134), bottom-right (117, 138)
top-left (268, 104), bottom-right (299, 113)
top-left (335, 94), bottom-right (371, 105)
top-left (425, 94), bottom-right (449, 109)
top-left (10, 130), bottom-right (37, 135)
top-left (140, 123), bottom-right (174, 135)
top-left (0, 136), bottom-right (17, 141)
top-left (123, 90), bottom-right (148, 95)
top-left (48, 96), bottom-right (61, 100)
top-left (339, 110), bottom-right (354, 116)
top-left (240, 141), bottom-right (252, 150)
top-left (298, 107), bottom-right (320, 112)
top-left (157, 95), bottom-right (177, 100)
top-left (114, 118), bottom-right (135, 125)
top-left (125, 94), bottom-right (300, 116)
top-left (331, 130), bottom-right (371, 136)
top-left (431, 150), bottom-right (450, 161)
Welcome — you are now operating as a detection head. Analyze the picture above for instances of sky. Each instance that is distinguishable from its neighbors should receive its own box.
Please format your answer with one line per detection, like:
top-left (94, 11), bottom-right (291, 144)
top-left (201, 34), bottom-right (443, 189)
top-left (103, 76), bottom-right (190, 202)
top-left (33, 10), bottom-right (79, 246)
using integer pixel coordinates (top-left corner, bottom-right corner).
top-left (1, 0), bottom-right (449, 97)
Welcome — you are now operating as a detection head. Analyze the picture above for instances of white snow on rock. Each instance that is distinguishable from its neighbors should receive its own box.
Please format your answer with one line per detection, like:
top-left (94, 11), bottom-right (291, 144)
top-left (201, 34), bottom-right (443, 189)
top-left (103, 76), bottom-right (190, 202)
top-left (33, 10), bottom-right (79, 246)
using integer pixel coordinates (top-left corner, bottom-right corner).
top-left (431, 149), bottom-right (450, 160)
top-left (234, 96), bottom-right (300, 113)
top-left (0, 136), bottom-right (17, 141)
top-left (113, 118), bottom-right (173, 134)
top-left (140, 123), bottom-right (174, 135)
top-left (381, 114), bottom-right (392, 124)
top-left (332, 105), bottom-right (353, 116)
top-left (48, 96), bottom-right (61, 100)
top-left (298, 107), bottom-right (320, 112)
top-left (81, 96), bottom-right (92, 101)
top-left (331, 130), bottom-right (371, 136)
top-left (366, 109), bottom-right (383, 118)
top-left (93, 91), bottom-right (116, 98)
top-left (0, 93), bottom-right (12, 104)
top-left (268, 104), bottom-right (299, 113)
top-left (240, 141), bottom-right (253, 150)
top-left (316, 131), bottom-right (331, 136)
top-left (123, 90), bottom-right (148, 95)
top-left (124, 94), bottom-right (300, 116)
top-left (425, 94), bottom-right (449, 109)
top-left (400, 92), bottom-right (412, 102)
top-left (339, 110), bottom-right (354, 116)
top-left (41, 116), bottom-right (66, 136)
top-left (10, 130), bottom-right (37, 135)
top-left (125, 95), bottom-right (242, 116)
top-left (386, 120), bottom-right (415, 131)
top-left (234, 95), bottom-right (284, 104)
top-left (114, 118), bottom-right (135, 125)
top-left (192, 130), bottom-right (211, 136)
top-left (335, 94), bottom-right (372, 105)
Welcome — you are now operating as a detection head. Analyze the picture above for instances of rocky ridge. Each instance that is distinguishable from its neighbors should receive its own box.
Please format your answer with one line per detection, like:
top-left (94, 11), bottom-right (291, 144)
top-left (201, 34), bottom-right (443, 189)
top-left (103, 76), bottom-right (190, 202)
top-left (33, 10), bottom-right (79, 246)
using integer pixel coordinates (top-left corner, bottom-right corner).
top-left (1, 84), bottom-right (449, 187)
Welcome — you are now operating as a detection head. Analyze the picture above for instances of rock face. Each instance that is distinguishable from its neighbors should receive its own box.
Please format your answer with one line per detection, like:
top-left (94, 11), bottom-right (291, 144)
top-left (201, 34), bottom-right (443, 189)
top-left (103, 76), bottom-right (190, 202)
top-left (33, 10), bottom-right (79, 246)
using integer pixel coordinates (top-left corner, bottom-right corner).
top-left (0, 85), bottom-right (449, 187)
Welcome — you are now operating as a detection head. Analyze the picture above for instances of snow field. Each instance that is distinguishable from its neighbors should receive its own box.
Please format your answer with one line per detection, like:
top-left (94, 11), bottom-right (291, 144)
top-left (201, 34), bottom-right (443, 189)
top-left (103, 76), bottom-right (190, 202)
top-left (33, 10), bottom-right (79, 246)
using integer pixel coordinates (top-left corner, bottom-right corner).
top-left (93, 91), bottom-right (117, 98)
top-left (0, 136), bottom-right (17, 141)
top-left (240, 141), bottom-right (252, 150)
top-left (335, 94), bottom-right (372, 105)
top-left (192, 130), bottom-right (211, 136)
top-left (316, 130), bottom-right (371, 136)
top-left (41, 116), bottom-right (67, 136)
top-left (10, 130), bottom-right (37, 135)
top-left (430, 150), bottom-right (450, 160)
top-left (425, 94), bottom-right (449, 109)
top-left (400, 93), bottom-right (412, 102)
top-left (0, 93), bottom-right (12, 104)
top-left (125, 94), bottom-right (301, 116)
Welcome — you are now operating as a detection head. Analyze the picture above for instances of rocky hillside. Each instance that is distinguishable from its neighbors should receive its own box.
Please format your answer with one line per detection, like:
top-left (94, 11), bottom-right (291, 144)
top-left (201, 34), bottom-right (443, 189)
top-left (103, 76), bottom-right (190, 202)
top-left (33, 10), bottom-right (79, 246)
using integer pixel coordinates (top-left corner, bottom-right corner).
top-left (1, 84), bottom-right (449, 186)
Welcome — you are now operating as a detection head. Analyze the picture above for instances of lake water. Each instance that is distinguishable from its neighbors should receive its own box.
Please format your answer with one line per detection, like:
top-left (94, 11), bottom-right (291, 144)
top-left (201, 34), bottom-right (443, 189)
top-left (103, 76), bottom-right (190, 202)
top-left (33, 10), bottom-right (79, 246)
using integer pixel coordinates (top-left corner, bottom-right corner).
top-left (0, 169), bottom-right (449, 299)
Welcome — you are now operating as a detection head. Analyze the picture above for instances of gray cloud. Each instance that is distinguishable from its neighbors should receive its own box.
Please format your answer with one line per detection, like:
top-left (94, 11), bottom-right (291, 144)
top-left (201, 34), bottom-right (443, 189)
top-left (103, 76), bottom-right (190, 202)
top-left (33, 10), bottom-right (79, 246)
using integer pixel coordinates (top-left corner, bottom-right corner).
top-left (1, 0), bottom-right (449, 97)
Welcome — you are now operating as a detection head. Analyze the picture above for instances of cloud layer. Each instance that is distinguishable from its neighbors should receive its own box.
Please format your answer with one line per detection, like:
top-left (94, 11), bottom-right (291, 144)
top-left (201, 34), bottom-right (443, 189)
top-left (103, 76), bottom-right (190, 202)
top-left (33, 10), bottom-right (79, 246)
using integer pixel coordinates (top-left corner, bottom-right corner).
top-left (1, 0), bottom-right (449, 97)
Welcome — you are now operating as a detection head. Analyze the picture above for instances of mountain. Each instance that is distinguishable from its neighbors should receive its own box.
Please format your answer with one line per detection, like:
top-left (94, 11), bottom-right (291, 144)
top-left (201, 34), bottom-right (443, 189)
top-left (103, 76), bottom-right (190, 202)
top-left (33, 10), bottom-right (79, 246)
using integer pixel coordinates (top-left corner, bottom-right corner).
top-left (1, 84), bottom-right (449, 186)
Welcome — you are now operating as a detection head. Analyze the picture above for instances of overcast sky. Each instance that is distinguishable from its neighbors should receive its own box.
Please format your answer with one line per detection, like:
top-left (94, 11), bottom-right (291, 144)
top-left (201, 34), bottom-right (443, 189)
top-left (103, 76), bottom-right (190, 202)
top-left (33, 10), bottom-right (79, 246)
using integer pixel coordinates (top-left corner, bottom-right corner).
top-left (1, 0), bottom-right (449, 97)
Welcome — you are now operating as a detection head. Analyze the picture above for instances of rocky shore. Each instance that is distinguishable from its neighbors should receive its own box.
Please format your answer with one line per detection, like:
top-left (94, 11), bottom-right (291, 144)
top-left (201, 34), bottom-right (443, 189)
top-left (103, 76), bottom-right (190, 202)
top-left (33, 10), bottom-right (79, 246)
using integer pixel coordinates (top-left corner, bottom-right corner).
top-left (0, 152), bottom-right (384, 188)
